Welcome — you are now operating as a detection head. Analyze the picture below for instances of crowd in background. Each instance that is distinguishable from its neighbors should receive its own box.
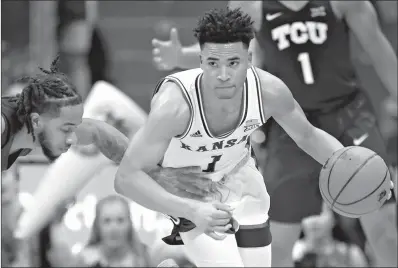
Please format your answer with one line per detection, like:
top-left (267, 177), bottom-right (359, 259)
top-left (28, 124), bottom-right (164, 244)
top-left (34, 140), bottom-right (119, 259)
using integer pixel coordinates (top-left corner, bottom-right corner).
top-left (1, 1), bottom-right (397, 267)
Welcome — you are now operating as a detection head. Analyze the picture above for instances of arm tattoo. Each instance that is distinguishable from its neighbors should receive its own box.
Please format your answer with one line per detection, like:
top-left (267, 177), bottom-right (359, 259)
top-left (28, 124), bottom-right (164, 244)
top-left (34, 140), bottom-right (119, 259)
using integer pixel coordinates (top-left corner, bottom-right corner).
top-left (91, 121), bottom-right (130, 164)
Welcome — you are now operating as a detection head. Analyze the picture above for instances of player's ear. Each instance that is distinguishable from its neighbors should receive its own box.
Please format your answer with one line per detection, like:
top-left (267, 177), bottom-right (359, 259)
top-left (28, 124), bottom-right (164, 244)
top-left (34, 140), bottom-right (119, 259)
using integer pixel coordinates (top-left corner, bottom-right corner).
top-left (30, 113), bottom-right (44, 131)
top-left (199, 55), bottom-right (203, 64)
top-left (248, 51), bottom-right (253, 67)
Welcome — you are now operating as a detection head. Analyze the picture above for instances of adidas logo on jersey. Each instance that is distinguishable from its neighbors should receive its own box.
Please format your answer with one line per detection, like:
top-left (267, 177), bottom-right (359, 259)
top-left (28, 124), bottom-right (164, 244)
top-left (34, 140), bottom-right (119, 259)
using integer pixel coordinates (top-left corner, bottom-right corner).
top-left (190, 130), bottom-right (202, 137)
top-left (244, 119), bottom-right (260, 132)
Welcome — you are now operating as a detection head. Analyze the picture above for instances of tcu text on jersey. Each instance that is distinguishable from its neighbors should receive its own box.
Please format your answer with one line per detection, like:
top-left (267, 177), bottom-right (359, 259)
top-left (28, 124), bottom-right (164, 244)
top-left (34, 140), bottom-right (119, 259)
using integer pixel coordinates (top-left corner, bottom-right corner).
top-left (272, 21), bottom-right (328, 50)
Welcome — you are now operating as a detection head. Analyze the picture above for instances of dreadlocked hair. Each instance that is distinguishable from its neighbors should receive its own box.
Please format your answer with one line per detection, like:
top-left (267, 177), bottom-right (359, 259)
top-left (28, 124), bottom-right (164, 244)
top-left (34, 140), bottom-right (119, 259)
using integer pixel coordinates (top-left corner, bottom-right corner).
top-left (12, 55), bottom-right (82, 142)
top-left (194, 7), bottom-right (255, 48)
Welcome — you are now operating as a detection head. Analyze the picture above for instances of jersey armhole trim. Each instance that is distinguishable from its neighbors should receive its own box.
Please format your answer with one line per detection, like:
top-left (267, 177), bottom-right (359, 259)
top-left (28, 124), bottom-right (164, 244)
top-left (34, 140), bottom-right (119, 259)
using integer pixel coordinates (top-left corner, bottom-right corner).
top-left (152, 76), bottom-right (194, 140)
top-left (251, 67), bottom-right (266, 124)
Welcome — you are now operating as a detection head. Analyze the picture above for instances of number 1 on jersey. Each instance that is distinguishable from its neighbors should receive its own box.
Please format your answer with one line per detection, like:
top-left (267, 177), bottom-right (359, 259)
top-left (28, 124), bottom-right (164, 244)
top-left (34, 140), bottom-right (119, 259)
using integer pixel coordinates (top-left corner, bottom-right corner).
top-left (297, 52), bottom-right (315, 85)
top-left (203, 155), bottom-right (222, 173)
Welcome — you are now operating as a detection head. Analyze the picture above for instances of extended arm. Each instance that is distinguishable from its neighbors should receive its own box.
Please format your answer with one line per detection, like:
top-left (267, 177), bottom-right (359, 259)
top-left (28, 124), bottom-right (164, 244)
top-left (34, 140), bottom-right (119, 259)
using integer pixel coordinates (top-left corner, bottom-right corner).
top-left (75, 118), bottom-right (129, 164)
top-left (260, 70), bottom-right (344, 165)
top-left (114, 82), bottom-right (195, 218)
top-left (338, 1), bottom-right (397, 97)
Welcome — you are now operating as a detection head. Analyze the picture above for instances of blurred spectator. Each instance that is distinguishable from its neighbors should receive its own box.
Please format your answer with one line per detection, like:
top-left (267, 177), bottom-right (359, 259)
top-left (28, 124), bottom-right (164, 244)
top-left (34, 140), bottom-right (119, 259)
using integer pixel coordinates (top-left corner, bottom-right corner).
top-left (1, 45), bottom-right (36, 93)
top-left (76, 195), bottom-right (150, 267)
top-left (57, 0), bottom-right (110, 100)
top-left (38, 198), bottom-right (77, 267)
top-left (1, 166), bottom-right (37, 267)
top-left (293, 204), bottom-right (369, 267)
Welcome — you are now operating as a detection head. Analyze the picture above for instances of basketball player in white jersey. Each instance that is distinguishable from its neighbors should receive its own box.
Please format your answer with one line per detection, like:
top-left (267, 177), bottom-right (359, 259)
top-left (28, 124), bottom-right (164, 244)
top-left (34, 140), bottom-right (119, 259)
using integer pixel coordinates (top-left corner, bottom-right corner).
top-left (114, 8), bottom-right (391, 267)
top-left (152, 2), bottom-right (397, 267)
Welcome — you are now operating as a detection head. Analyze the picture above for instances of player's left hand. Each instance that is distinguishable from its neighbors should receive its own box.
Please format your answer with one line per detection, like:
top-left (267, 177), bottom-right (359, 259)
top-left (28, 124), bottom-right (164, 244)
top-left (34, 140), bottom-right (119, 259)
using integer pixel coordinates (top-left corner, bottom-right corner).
top-left (380, 97), bottom-right (398, 139)
top-left (387, 179), bottom-right (394, 200)
top-left (148, 166), bottom-right (212, 200)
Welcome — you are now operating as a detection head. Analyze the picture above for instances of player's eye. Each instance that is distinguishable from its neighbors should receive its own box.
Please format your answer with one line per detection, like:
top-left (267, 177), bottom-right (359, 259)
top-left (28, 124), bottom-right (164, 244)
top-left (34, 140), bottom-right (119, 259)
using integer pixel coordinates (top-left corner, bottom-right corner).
top-left (229, 61), bottom-right (239, 67)
top-left (208, 62), bottom-right (217, 67)
top-left (61, 128), bottom-right (72, 133)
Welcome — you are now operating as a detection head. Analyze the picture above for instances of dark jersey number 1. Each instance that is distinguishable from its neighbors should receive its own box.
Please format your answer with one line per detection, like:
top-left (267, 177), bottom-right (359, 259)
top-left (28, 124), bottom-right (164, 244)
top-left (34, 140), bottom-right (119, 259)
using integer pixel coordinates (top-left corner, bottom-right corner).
top-left (203, 155), bottom-right (222, 173)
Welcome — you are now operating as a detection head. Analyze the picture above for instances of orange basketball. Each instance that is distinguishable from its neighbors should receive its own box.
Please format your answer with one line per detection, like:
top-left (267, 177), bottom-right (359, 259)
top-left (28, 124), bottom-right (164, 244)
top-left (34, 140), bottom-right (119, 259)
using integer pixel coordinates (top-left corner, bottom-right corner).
top-left (319, 146), bottom-right (391, 218)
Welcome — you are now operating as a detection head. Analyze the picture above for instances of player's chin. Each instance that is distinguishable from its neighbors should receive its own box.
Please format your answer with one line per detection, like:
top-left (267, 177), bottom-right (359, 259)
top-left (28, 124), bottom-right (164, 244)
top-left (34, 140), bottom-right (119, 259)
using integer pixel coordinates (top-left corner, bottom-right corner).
top-left (42, 148), bottom-right (62, 162)
top-left (215, 87), bottom-right (236, 99)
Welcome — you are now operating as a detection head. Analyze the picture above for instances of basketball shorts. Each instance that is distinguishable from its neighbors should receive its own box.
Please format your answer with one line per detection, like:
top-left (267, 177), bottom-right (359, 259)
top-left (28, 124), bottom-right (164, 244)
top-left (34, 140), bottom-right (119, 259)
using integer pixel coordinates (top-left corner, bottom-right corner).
top-left (260, 91), bottom-right (393, 223)
top-left (162, 155), bottom-right (272, 249)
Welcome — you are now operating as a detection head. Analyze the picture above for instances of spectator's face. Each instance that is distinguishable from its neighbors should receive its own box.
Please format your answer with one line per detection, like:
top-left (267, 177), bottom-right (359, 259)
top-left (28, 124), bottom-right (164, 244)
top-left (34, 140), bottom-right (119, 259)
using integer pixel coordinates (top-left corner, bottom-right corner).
top-left (97, 200), bottom-right (131, 249)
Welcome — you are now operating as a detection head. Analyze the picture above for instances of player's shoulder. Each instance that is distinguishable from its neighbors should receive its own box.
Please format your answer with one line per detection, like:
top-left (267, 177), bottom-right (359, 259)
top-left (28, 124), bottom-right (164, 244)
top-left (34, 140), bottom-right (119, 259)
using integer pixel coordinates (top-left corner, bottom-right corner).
top-left (331, 1), bottom-right (373, 19)
top-left (253, 67), bottom-right (293, 102)
top-left (151, 71), bottom-right (195, 126)
top-left (252, 67), bottom-right (295, 116)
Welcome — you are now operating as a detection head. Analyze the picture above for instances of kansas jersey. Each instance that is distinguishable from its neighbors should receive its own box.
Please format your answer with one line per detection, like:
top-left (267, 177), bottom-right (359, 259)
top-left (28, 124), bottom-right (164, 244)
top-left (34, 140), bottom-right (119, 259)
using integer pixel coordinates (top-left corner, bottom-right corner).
top-left (153, 67), bottom-right (266, 181)
top-left (256, 0), bottom-right (359, 111)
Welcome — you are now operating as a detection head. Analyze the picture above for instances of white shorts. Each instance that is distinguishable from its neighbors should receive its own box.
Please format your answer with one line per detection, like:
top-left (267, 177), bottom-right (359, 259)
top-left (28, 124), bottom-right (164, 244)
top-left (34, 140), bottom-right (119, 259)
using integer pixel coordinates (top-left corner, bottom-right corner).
top-left (178, 157), bottom-right (272, 267)
top-left (207, 156), bottom-right (270, 226)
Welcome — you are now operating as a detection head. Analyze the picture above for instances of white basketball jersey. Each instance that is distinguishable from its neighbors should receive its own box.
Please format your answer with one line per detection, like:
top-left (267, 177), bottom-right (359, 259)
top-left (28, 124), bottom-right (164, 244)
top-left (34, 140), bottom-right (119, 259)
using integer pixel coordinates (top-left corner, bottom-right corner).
top-left (153, 67), bottom-right (266, 181)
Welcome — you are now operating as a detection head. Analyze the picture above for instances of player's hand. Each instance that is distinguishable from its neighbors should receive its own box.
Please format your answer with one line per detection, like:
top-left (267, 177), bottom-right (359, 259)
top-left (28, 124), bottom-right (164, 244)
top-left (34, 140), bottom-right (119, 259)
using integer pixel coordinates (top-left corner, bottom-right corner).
top-left (148, 166), bottom-right (212, 201)
top-left (391, 167), bottom-right (397, 201)
top-left (380, 97), bottom-right (397, 139)
top-left (190, 201), bottom-right (234, 240)
top-left (387, 179), bottom-right (395, 200)
top-left (152, 28), bottom-right (183, 71)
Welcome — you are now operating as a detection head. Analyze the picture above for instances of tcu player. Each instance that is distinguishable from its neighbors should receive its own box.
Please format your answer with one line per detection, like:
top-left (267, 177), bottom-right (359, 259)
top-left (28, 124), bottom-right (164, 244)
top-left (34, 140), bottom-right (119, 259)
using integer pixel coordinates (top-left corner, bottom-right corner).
top-left (114, 8), bottom-right (384, 267)
top-left (151, 1), bottom-right (397, 266)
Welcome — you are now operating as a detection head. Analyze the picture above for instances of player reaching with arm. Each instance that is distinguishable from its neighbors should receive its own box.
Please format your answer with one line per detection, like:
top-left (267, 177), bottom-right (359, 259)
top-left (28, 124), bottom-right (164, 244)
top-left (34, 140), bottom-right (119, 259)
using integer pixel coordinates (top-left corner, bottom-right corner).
top-left (9, 60), bottom-right (213, 240)
top-left (116, 8), bottom-right (392, 267)
top-left (114, 81), bottom-right (235, 241)
top-left (1, 56), bottom-right (128, 169)
top-left (152, 2), bottom-right (397, 267)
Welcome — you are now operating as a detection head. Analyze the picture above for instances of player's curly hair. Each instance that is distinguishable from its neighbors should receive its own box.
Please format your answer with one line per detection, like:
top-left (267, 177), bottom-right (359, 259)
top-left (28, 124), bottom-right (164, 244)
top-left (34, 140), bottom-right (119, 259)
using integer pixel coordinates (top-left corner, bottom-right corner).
top-left (194, 7), bottom-right (255, 48)
top-left (10, 55), bottom-right (82, 142)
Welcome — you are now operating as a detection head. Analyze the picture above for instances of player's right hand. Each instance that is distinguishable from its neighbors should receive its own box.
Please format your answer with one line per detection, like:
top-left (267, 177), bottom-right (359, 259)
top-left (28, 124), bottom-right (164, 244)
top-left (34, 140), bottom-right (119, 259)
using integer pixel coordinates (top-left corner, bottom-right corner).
top-left (190, 201), bottom-right (234, 240)
top-left (152, 28), bottom-right (182, 71)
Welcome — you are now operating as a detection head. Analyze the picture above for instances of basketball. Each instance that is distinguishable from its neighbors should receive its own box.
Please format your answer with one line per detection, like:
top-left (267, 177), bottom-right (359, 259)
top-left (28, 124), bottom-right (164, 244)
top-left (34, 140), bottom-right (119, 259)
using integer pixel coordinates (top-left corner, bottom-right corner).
top-left (319, 146), bottom-right (391, 218)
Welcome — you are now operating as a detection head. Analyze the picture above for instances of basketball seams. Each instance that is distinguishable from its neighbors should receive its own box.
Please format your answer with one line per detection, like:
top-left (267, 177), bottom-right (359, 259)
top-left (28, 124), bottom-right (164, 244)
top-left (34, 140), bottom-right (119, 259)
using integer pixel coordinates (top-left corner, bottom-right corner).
top-left (320, 146), bottom-right (390, 217)
top-left (331, 153), bottom-right (378, 207)
top-left (336, 167), bottom-right (389, 206)
top-left (326, 147), bottom-right (354, 200)
top-left (319, 183), bottom-right (376, 217)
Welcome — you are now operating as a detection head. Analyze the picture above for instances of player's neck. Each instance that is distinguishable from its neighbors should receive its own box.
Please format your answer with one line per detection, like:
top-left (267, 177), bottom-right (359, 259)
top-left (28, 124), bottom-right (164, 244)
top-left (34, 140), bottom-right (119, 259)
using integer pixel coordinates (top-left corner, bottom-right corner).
top-left (11, 126), bottom-right (35, 152)
top-left (200, 83), bottom-right (244, 114)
